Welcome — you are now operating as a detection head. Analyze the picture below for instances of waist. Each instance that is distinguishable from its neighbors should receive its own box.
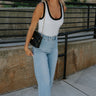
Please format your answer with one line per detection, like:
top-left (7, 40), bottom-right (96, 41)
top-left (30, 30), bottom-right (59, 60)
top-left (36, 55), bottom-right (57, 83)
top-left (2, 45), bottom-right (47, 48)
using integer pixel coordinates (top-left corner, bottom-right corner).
top-left (39, 32), bottom-right (57, 40)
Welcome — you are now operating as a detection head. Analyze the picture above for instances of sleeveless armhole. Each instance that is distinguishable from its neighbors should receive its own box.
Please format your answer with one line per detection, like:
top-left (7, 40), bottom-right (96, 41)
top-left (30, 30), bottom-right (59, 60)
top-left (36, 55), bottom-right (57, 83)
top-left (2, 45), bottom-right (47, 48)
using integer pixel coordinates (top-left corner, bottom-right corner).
top-left (39, 2), bottom-right (45, 20)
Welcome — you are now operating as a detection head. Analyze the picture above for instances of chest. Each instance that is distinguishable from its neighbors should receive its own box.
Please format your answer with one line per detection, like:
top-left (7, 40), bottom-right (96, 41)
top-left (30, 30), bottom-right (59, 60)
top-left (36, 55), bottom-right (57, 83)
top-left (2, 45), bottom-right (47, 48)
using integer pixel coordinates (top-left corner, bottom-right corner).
top-left (46, 1), bottom-right (62, 20)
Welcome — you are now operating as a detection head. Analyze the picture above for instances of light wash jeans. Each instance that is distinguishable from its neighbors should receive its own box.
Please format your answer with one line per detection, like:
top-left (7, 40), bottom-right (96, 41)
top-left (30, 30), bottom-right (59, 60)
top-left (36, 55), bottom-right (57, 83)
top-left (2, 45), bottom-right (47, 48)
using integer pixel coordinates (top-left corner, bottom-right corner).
top-left (32, 33), bottom-right (58, 96)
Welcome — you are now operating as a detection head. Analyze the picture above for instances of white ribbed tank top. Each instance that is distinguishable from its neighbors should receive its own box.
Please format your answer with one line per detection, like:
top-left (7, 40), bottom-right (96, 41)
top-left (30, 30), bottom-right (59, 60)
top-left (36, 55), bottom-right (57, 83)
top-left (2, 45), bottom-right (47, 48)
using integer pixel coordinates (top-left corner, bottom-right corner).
top-left (38, 1), bottom-right (64, 36)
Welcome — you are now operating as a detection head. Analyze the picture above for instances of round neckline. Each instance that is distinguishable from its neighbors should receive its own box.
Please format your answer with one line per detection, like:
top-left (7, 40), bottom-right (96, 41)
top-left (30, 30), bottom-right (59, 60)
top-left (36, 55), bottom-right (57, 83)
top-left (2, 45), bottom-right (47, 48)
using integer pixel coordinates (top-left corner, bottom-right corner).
top-left (46, 0), bottom-right (62, 20)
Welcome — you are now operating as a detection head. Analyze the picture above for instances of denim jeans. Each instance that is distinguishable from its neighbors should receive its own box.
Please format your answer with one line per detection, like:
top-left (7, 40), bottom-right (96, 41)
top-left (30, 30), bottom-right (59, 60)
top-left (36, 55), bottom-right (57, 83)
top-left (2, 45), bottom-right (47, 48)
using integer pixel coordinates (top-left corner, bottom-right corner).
top-left (32, 33), bottom-right (58, 96)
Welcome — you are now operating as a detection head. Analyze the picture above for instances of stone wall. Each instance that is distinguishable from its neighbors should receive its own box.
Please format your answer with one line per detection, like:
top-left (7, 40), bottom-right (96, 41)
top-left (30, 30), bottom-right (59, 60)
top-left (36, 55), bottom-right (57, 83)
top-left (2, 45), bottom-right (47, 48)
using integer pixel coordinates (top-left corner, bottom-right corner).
top-left (0, 39), bottom-right (96, 94)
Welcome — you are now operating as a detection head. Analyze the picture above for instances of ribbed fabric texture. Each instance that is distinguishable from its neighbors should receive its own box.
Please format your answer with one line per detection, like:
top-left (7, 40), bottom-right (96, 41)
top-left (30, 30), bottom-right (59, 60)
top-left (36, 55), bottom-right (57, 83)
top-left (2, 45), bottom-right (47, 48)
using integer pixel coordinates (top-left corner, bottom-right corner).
top-left (38, 1), bottom-right (64, 36)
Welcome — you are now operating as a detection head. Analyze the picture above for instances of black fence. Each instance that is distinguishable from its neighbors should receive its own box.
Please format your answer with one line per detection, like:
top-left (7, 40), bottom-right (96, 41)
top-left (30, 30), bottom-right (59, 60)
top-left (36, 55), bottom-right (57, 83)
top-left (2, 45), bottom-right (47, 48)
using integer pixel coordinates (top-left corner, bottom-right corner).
top-left (0, 2), bottom-right (95, 43)
top-left (0, 1), bottom-right (96, 79)
top-left (0, 0), bottom-right (96, 7)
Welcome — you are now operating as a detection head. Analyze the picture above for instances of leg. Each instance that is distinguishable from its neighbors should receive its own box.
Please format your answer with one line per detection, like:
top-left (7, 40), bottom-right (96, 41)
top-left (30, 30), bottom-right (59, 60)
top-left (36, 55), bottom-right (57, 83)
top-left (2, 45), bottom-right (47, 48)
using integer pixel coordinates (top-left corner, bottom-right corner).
top-left (32, 48), bottom-right (51, 96)
top-left (48, 42), bottom-right (58, 88)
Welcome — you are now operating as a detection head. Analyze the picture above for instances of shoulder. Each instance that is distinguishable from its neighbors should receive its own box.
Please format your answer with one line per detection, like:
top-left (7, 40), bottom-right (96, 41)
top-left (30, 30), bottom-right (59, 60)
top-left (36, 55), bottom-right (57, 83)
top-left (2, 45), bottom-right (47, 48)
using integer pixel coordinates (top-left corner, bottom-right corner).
top-left (32, 2), bottom-right (45, 18)
top-left (35, 2), bottom-right (45, 12)
top-left (63, 5), bottom-right (67, 13)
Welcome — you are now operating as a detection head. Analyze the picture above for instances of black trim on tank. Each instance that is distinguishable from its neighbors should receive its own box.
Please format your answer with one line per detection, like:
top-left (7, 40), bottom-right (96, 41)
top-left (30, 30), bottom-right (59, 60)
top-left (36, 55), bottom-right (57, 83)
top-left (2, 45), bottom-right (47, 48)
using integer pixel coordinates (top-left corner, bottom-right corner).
top-left (46, 0), bottom-right (62, 20)
top-left (39, 2), bottom-right (45, 20)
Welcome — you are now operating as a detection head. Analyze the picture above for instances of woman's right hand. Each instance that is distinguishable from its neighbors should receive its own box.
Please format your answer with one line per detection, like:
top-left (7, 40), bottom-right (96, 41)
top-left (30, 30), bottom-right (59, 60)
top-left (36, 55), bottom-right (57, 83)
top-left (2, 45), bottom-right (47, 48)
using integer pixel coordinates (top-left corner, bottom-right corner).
top-left (24, 2), bottom-right (43, 57)
top-left (24, 47), bottom-right (33, 56)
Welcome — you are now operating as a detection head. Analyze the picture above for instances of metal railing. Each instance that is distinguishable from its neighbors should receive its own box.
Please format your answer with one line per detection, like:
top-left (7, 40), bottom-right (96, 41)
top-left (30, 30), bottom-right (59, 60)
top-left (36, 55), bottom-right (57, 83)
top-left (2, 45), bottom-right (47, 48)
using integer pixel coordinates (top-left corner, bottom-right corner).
top-left (58, 26), bottom-right (96, 79)
top-left (58, 2), bottom-right (96, 79)
top-left (0, 1), bottom-right (96, 79)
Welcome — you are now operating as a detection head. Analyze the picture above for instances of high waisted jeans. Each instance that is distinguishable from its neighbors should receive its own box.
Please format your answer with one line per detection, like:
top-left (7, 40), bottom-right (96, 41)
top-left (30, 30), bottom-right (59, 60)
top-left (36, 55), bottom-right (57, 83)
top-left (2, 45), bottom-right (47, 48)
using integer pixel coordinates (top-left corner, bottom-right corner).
top-left (32, 33), bottom-right (58, 96)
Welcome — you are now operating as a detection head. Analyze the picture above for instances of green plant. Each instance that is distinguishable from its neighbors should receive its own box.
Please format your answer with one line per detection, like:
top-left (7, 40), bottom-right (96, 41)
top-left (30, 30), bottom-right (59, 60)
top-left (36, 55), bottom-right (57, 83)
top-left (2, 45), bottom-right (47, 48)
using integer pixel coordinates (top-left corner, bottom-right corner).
top-left (83, 0), bottom-right (87, 3)
top-left (2, 1), bottom-right (38, 8)
top-left (67, 0), bottom-right (81, 3)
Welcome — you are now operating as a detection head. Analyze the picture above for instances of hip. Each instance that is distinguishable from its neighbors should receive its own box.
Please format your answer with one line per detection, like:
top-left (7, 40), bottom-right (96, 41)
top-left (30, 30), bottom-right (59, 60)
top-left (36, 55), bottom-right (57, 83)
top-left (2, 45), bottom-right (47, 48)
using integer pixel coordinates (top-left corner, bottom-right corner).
top-left (32, 33), bottom-right (58, 53)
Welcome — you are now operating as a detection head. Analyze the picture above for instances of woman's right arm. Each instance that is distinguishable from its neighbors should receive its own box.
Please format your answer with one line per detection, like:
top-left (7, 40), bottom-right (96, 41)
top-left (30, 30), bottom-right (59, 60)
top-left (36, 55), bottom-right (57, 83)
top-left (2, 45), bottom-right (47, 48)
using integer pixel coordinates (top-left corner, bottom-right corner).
top-left (24, 2), bottom-right (44, 56)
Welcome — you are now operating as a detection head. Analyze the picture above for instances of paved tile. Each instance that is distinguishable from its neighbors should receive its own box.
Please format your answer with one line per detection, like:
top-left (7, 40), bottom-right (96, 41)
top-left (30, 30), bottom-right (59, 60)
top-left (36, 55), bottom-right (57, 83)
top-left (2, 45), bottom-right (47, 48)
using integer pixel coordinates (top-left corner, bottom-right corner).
top-left (65, 64), bottom-right (96, 96)
top-left (0, 80), bottom-right (87, 96)
top-left (1, 64), bottom-right (96, 96)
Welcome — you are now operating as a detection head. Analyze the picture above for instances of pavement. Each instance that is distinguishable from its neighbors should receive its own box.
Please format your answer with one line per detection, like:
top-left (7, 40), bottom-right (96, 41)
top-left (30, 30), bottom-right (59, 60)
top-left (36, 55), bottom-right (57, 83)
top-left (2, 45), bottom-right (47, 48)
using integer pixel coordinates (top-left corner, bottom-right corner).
top-left (0, 64), bottom-right (96, 96)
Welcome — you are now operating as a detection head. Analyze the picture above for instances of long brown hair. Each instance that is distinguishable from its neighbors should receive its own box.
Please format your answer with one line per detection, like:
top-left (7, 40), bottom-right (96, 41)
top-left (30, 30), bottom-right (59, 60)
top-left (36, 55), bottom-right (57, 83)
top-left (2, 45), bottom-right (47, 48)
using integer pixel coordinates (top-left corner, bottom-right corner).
top-left (41, 0), bottom-right (65, 6)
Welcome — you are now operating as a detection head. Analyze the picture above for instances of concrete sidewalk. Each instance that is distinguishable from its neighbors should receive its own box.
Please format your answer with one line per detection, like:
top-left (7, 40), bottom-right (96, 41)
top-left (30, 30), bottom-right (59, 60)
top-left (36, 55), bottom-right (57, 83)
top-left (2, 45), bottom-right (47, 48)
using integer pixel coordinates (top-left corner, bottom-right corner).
top-left (0, 64), bottom-right (96, 96)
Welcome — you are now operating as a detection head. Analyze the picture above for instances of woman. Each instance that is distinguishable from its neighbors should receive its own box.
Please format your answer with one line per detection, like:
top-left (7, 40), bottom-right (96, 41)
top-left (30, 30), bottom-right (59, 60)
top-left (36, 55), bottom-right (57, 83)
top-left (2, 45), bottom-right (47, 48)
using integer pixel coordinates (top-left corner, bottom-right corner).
top-left (24, 0), bottom-right (67, 96)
